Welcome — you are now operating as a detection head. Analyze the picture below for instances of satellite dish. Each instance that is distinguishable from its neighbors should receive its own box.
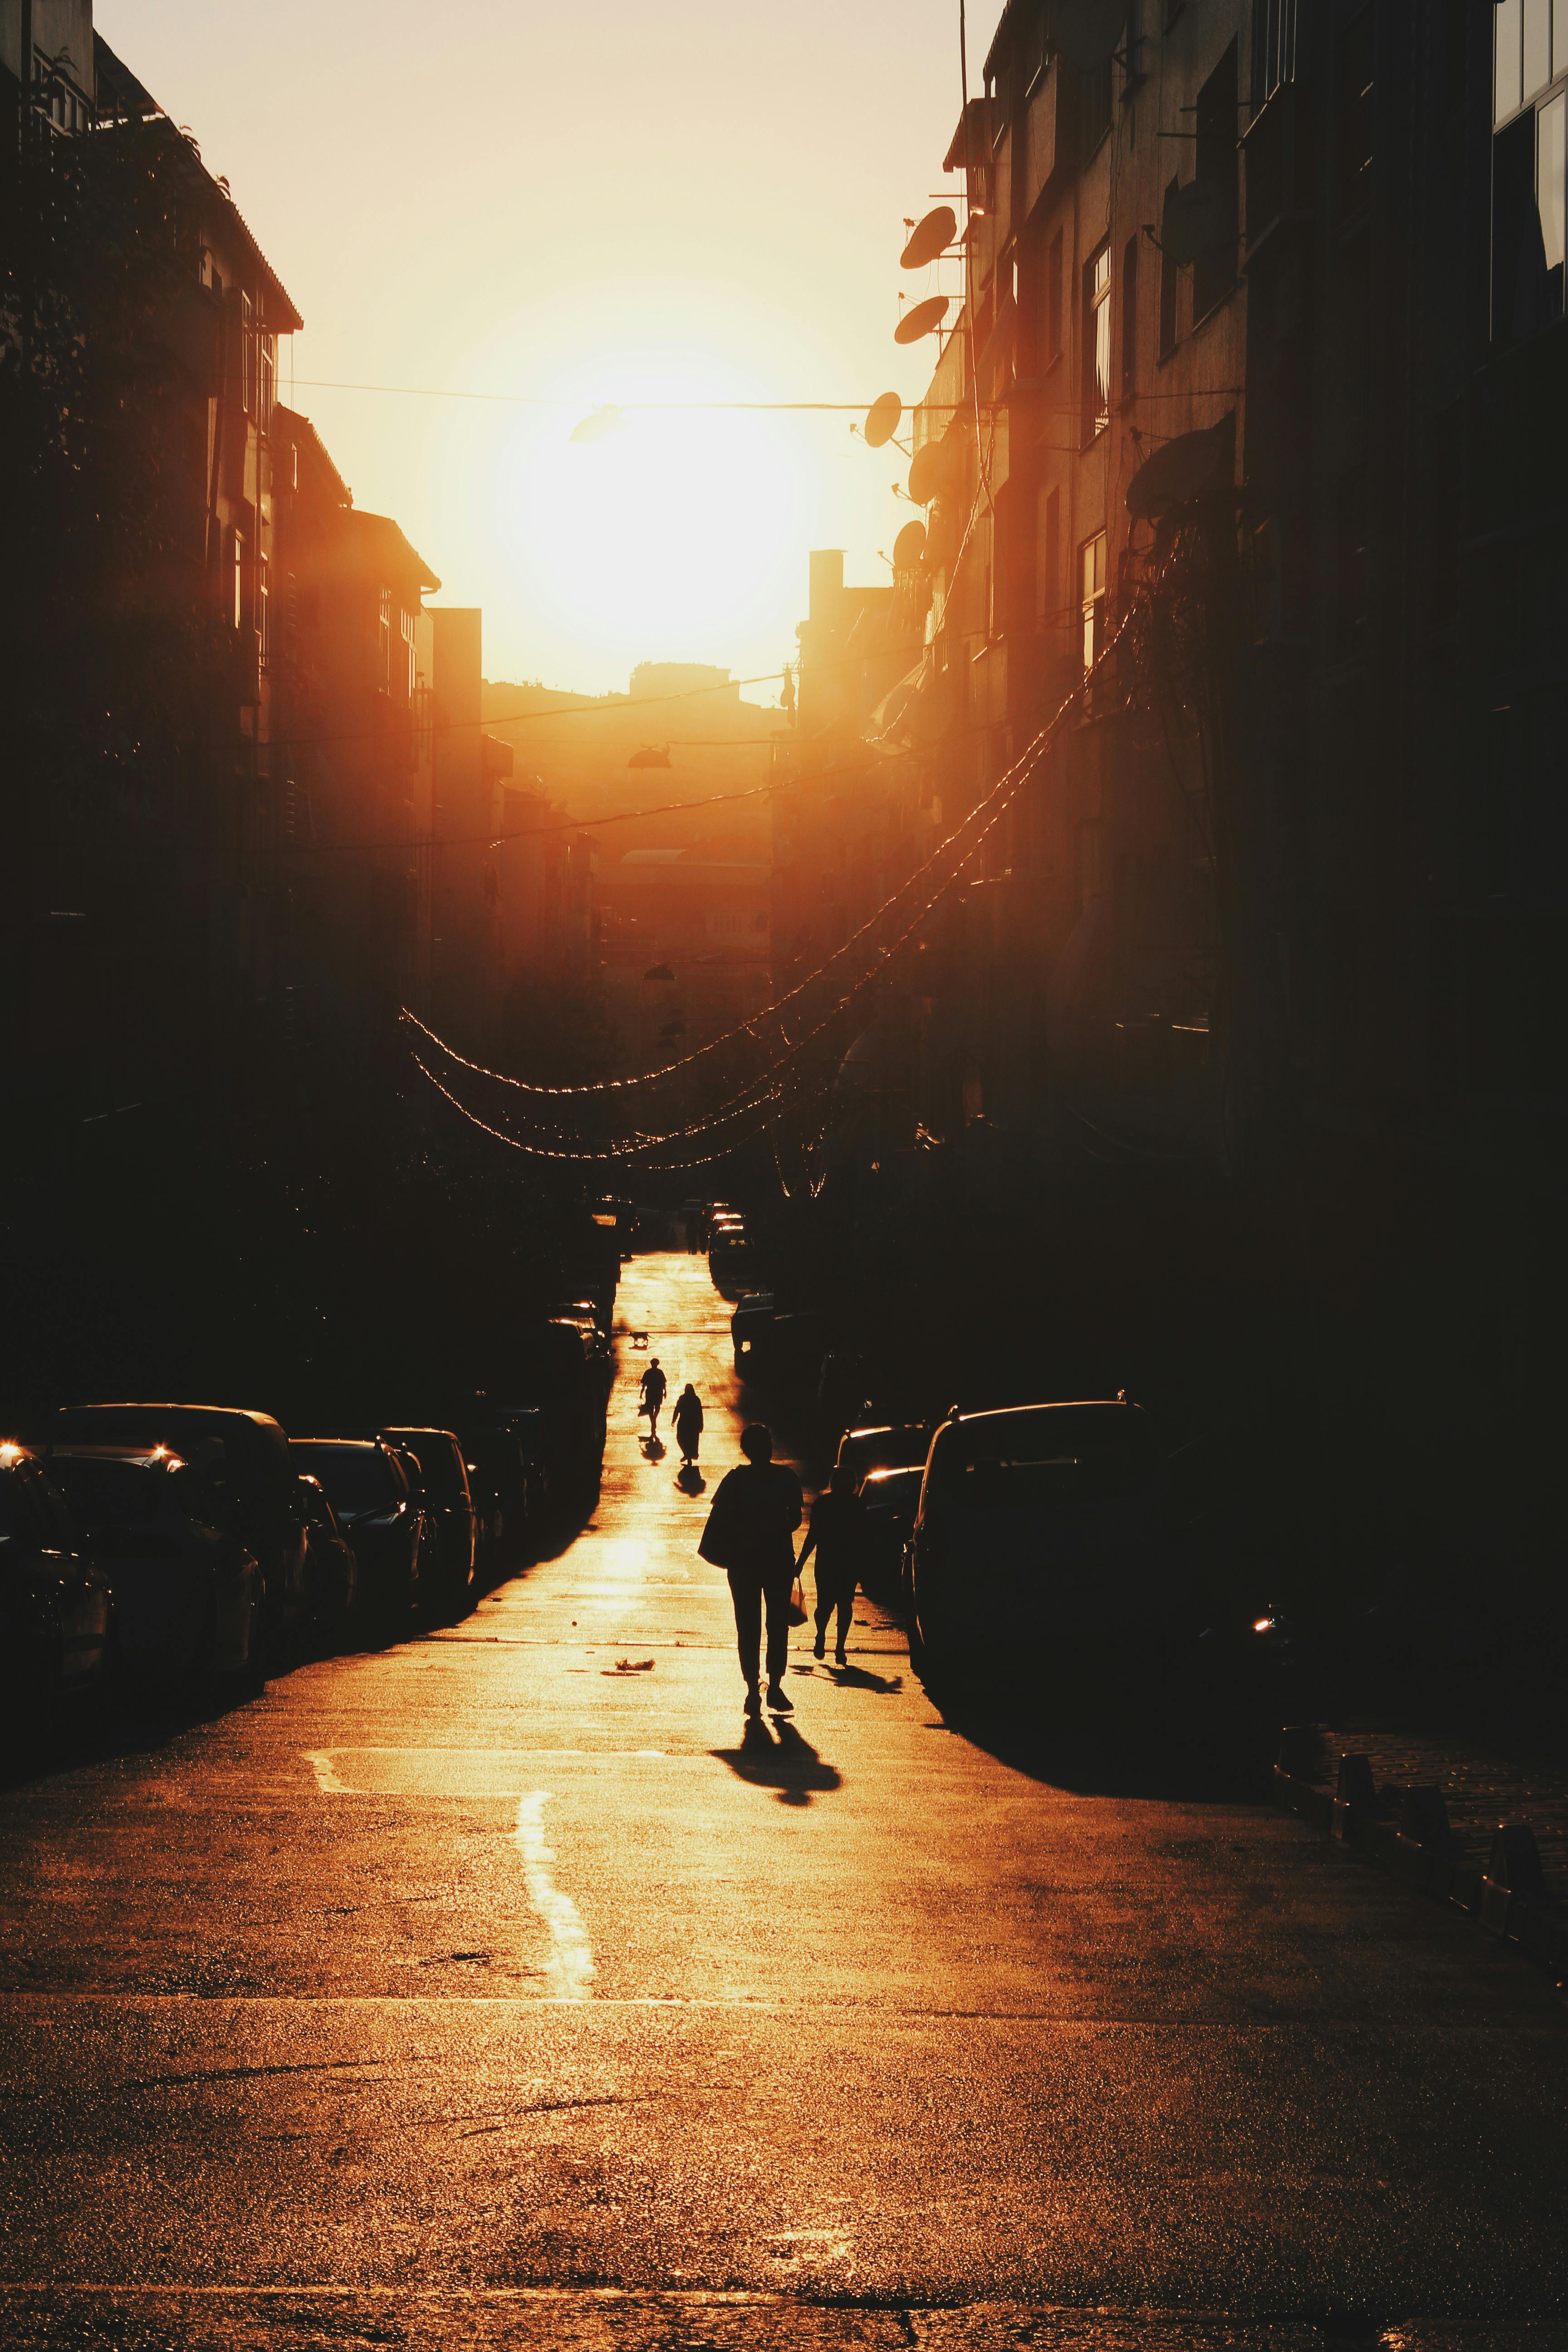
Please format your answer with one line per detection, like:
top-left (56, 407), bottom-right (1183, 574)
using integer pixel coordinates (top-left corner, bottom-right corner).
top-left (901, 205), bottom-right (957, 270)
top-left (906, 439), bottom-right (944, 505)
top-left (627, 745), bottom-right (671, 769)
top-left (570, 404), bottom-right (622, 444)
top-left (895, 295), bottom-right (949, 345)
top-left (864, 391), bottom-right (902, 447)
top-left (1049, 0), bottom-right (1126, 73)
top-left (892, 519), bottom-right (927, 568)
top-left (1161, 177), bottom-right (1227, 264)
top-left (1126, 425), bottom-right (1225, 522)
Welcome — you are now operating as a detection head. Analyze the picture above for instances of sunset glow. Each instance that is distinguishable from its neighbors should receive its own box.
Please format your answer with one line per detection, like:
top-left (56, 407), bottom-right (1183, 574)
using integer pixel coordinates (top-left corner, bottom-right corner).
top-left (93, 0), bottom-right (983, 691)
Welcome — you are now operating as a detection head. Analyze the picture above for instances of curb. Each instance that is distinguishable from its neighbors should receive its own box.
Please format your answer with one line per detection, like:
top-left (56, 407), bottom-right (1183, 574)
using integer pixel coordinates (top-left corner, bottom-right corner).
top-left (1270, 1735), bottom-right (1568, 1991)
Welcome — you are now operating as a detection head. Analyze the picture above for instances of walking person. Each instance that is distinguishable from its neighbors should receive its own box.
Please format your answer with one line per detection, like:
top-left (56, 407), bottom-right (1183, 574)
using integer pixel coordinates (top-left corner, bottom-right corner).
top-left (698, 1424), bottom-right (803, 1717)
top-left (796, 1462), bottom-right (868, 1666)
top-left (672, 1382), bottom-right (703, 1468)
top-left (638, 1356), bottom-right (667, 1440)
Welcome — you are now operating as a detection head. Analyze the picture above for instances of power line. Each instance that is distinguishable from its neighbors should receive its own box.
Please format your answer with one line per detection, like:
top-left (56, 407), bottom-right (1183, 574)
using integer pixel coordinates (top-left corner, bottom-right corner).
top-left (291, 377), bottom-right (1243, 418)
top-left (285, 696), bottom-right (1005, 858)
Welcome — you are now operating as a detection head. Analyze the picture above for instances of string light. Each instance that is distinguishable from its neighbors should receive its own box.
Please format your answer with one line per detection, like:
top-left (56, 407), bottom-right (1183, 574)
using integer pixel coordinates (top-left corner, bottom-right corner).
top-left (401, 607), bottom-right (1134, 1104)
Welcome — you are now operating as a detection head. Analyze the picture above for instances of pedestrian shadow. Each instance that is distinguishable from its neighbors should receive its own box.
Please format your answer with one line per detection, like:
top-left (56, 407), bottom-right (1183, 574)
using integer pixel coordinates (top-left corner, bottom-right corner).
top-left (823, 1661), bottom-right (903, 1695)
top-left (673, 1463), bottom-right (706, 1494)
top-left (710, 1718), bottom-right (842, 1807)
top-left (640, 1436), bottom-right (667, 1461)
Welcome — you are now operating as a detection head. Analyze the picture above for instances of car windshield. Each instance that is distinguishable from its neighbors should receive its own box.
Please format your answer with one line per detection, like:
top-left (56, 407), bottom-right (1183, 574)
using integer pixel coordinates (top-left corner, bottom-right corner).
top-left (411, 1442), bottom-right (463, 1500)
top-left (292, 1443), bottom-right (401, 1511)
top-left (49, 1456), bottom-right (165, 1527)
top-left (843, 1428), bottom-right (929, 1475)
top-left (932, 1408), bottom-right (1157, 1510)
top-left (862, 1468), bottom-right (923, 1515)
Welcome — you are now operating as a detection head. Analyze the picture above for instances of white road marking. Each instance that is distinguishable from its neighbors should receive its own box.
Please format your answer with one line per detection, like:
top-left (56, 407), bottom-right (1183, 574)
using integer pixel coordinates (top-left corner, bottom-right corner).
top-left (513, 1793), bottom-right (595, 2001)
top-left (304, 1752), bottom-right (351, 1794)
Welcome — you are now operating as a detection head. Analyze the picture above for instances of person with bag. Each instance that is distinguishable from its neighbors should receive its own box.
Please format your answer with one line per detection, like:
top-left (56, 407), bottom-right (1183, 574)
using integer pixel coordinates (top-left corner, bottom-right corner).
top-left (637, 1357), bottom-right (667, 1439)
top-left (795, 1461), bottom-right (868, 1666)
top-left (697, 1423), bottom-right (804, 1716)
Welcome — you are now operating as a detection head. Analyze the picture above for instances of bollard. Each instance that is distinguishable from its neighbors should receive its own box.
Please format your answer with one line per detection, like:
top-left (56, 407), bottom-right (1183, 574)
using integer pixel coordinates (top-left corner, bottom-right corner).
top-left (1277, 1725), bottom-right (1323, 1781)
top-left (1333, 1752), bottom-right (1377, 1841)
top-left (1397, 1786), bottom-right (1451, 1847)
top-left (1481, 1822), bottom-right (1546, 1937)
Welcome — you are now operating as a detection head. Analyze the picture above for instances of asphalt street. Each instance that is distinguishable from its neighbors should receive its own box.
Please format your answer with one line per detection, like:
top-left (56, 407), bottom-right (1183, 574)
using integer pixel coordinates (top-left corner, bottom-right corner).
top-left (0, 1254), bottom-right (1564, 2351)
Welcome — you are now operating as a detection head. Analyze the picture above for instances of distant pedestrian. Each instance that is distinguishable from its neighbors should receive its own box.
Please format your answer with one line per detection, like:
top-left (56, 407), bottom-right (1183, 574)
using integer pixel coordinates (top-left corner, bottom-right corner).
top-left (796, 1462), bottom-right (868, 1666)
top-left (638, 1357), bottom-right (667, 1438)
top-left (672, 1383), bottom-right (703, 1467)
top-left (698, 1424), bottom-right (803, 1716)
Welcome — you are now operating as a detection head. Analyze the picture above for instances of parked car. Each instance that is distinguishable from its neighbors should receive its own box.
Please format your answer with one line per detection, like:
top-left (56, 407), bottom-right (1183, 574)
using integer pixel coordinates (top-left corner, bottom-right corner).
top-left (835, 1423), bottom-right (933, 1487)
top-left (45, 1446), bottom-right (262, 1687)
top-left (379, 1427), bottom-right (476, 1613)
top-left (553, 1295), bottom-right (613, 1339)
top-left (731, 1291), bottom-right (776, 1375)
top-left (501, 1320), bottom-right (605, 1503)
top-left (858, 1465), bottom-right (925, 1588)
top-left (906, 1400), bottom-right (1164, 1688)
top-left (709, 1226), bottom-right (757, 1298)
top-left (291, 1440), bottom-right (427, 1625)
top-left (49, 1405), bottom-right (311, 1643)
top-left (296, 1474), bottom-right (357, 1640)
top-left (0, 1442), bottom-right (112, 1721)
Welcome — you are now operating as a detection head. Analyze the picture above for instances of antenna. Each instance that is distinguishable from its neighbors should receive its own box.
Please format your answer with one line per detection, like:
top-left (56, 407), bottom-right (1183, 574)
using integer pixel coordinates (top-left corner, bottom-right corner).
top-left (1048, 0), bottom-right (1127, 73)
top-left (901, 205), bottom-right (958, 269)
top-left (1159, 177), bottom-right (1227, 264)
top-left (1125, 425), bottom-right (1224, 522)
top-left (863, 391), bottom-right (903, 447)
top-left (894, 295), bottom-right (950, 346)
top-left (892, 519), bottom-right (927, 568)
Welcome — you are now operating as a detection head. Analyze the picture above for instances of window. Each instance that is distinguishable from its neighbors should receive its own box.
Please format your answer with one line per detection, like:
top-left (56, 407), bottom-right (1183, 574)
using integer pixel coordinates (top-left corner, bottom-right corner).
top-left (1120, 232), bottom-right (1140, 402)
top-left (260, 334), bottom-right (275, 430)
top-left (1047, 227), bottom-right (1065, 362)
top-left (378, 590), bottom-right (393, 694)
top-left (1336, 8), bottom-right (1375, 216)
top-left (1041, 484), bottom-right (1061, 623)
top-left (1493, 5), bottom-right (1567, 340)
top-left (1080, 53), bottom-right (1115, 154)
top-left (230, 530), bottom-right (245, 631)
top-left (1159, 175), bottom-right (1181, 352)
top-left (1194, 42), bottom-right (1240, 317)
top-left (257, 552), bottom-right (270, 661)
top-left (1250, 0), bottom-right (1297, 107)
top-left (240, 292), bottom-right (256, 415)
top-left (1083, 243), bottom-right (1111, 441)
top-left (1081, 530), bottom-right (1107, 671)
top-left (401, 608), bottom-right (417, 701)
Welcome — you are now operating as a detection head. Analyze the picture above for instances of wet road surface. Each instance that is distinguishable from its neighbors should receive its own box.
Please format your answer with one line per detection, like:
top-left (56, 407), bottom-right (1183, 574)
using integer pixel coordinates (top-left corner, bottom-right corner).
top-left (1, 1254), bottom-right (1565, 2350)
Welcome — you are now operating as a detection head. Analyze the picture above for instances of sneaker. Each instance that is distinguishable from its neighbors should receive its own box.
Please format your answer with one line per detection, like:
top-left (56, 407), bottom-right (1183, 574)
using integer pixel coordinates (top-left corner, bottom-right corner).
top-left (743, 1688), bottom-right (762, 1718)
top-left (765, 1683), bottom-right (793, 1713)
top-left (812, 1631), bottom-right (826, 1660)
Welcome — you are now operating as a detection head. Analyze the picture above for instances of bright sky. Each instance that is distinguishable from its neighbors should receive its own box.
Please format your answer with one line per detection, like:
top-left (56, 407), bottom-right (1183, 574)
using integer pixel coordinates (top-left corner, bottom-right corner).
top-left (95, 0), bottom-right (1003, 699)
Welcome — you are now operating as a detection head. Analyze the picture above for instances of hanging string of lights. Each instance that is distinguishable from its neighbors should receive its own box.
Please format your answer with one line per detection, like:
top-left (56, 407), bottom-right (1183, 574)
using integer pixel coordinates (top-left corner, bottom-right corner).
top-left (399, 603), bottom-right (1135, 1107)
top-left (404, 603), bottom-right (1147, 1166)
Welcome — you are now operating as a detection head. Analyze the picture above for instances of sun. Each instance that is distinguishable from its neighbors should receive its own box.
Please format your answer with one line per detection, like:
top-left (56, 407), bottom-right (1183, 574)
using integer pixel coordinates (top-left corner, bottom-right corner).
top-left (435, 281), bottom-right (891, 691)
top-left (501, 373), bottom-right (810, 668)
